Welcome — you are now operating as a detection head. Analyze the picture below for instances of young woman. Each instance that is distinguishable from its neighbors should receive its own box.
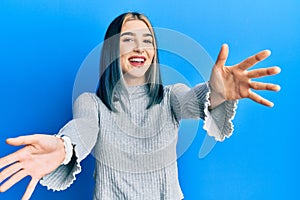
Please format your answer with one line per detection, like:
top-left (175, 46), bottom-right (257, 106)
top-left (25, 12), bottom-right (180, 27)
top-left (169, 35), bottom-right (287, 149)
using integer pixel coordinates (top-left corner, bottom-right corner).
top-left (0, 12), bottom-right (280, 200)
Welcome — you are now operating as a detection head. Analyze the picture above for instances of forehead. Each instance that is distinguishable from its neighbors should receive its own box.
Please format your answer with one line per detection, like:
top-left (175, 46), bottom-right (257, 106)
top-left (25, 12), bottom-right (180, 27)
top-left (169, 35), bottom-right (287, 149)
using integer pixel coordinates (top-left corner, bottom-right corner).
top-left (121, 20), bottom-right (151, 34)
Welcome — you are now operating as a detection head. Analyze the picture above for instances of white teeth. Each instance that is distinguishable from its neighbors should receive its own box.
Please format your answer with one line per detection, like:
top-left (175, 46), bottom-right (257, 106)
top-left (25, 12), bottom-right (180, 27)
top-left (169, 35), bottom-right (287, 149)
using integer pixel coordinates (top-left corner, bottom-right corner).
top-left (129, 58), bottom-right (145, 62)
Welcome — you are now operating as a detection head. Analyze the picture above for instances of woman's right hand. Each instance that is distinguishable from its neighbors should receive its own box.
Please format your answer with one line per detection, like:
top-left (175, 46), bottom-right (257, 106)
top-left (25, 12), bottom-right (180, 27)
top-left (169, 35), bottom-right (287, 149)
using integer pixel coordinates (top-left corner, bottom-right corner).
top-left (0, 134), bottom-right (66, 200)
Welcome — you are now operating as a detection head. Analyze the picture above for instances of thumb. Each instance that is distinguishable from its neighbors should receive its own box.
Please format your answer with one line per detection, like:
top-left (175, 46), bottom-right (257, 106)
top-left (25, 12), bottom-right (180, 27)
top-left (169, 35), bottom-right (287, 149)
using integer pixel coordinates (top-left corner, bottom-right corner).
top-left (215, 44), bottom-right (229, 68)
top-left (6, 135), bottom-right (38, 146)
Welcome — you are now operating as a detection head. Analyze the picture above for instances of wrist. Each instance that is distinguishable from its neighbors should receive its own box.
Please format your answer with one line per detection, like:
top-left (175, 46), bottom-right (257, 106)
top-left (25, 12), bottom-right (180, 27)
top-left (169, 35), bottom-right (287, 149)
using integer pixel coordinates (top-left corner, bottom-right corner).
top-left (55, 134), bottom-right (73, 165)
top-left (208, 82), bottom-right (226, 109)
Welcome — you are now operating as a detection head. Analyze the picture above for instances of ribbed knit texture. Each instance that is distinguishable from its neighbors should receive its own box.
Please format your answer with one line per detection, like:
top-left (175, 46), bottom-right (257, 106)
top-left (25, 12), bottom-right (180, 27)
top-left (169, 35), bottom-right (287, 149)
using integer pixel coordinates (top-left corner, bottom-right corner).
top-left (40, 83), bottom-right (237, 200)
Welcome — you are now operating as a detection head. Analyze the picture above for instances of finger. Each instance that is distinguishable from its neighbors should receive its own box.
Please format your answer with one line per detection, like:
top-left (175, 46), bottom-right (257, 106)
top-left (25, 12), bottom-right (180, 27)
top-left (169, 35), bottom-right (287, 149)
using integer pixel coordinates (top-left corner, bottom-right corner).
top-left (250, 81), bottom-right (281, 91)
top-left (6, 135), bottom-right (39, 146)
top-left (0, 162), bottom-right (22, 183)
top-left (0, 170), bottom-right (28, 192)
top-left (247, 66), bottom-right (281, 78)
top-left (238, 50), bottom-right (271, 71)
top-left (248, 91), bottom-right (274, 107)
top-left (0, 150), bottom-right (21, 169)
top-left (215, 44), bottom-right (229, 68)
top-left (21, 178), bottom-right (39, 200)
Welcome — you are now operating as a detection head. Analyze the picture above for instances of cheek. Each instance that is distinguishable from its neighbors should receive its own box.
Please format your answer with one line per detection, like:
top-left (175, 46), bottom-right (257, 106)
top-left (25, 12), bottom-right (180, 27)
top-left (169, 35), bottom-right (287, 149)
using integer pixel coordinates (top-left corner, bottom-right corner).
top-left (120, 43), bottom-right (135, 55)
top-left (148, 50), bottom-right (155, 62)
top-left (120, 55), bottom-right (127, 69)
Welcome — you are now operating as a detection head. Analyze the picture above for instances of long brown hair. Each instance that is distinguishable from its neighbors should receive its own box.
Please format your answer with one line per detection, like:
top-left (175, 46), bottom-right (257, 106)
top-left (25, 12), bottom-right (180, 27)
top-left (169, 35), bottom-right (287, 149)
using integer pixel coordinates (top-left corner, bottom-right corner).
top-left (96, 12), bottom-right (163, 111)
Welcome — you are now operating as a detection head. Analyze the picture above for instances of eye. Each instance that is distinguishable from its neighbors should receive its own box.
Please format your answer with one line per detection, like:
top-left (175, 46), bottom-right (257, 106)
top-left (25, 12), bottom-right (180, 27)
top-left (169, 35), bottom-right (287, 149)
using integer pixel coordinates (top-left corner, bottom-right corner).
top-left (122, 37), bottom-right (134, 42)
top-left (143, 39), bottom-right (153, 44)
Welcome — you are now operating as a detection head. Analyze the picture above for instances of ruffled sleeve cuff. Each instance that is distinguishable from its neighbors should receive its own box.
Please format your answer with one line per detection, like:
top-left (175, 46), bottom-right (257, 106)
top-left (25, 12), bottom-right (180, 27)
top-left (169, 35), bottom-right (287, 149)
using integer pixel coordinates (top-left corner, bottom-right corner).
top-left (39, 119), bottom-right (97, 191)
top-left (39, 92), bottom-right (99, 191)
top-left (39, 123), bottom-right (84, 191)
top-left (39, 147), bottom-right (81, 191)
top-left (203, 89), bottom-right (238, 142)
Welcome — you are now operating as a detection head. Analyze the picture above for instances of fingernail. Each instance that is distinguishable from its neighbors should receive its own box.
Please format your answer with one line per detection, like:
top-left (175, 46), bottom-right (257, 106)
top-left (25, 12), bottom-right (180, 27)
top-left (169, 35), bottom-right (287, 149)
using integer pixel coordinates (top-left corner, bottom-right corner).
top-left (275, 67), bottom-right (281, 73)
top-left (265, 50), bottom-right (271, 55)
top-left (277, 85), bottom-right (281, 91)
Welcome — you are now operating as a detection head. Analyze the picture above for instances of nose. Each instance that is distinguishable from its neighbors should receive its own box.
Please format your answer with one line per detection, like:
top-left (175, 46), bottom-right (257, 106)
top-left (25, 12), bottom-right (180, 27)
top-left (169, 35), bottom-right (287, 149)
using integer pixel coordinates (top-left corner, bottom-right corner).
top-left (133, 41), bottom-right (145, 53)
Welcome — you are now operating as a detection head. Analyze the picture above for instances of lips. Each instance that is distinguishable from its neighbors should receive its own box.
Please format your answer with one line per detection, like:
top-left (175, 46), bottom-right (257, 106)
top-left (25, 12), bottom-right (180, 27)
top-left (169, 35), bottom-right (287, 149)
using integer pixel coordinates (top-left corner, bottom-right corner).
top-left (128, 56), bottom-right (146, 67)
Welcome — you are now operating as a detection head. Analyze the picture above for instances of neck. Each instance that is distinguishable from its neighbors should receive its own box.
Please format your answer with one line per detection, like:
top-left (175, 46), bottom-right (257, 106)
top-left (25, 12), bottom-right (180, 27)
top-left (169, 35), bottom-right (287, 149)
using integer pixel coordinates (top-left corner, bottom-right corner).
top-left (123, 75), bottom-right (147, 86)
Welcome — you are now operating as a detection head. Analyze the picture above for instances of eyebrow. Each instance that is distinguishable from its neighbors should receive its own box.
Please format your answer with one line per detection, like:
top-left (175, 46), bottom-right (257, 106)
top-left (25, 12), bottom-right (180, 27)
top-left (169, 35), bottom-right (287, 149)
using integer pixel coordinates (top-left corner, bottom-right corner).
top-left (120, 32), bottom-right (153, 38)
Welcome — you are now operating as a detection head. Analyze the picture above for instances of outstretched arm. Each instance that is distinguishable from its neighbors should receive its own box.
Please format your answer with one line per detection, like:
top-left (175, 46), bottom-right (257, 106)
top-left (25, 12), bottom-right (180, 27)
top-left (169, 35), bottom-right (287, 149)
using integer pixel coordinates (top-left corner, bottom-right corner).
top-left (0, 92), bottom-right (100, 199)
top-left (209, 44), bottom-right (281, 109)
top-left (0, 134), bottom-right (65, 200)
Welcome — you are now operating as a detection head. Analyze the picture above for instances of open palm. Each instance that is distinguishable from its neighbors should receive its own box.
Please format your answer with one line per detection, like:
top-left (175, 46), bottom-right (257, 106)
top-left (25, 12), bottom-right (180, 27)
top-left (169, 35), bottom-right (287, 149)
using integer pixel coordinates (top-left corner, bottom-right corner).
top-left (209, 44), bottom-right (281, 108)
top-left (0, 134), bottom-right (65, 200)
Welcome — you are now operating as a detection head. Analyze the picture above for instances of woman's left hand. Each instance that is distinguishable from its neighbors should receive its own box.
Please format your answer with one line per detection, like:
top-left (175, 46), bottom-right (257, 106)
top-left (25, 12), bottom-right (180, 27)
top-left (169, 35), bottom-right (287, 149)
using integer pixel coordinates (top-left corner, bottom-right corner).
top-left (209, 44), bottom-right (281, 108)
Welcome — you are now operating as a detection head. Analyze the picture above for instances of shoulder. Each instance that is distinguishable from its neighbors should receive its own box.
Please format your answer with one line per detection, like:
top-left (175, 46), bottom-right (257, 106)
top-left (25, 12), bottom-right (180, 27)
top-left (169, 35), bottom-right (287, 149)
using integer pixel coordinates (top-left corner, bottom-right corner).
top-left (76, 92), bottom-right (98, 102)
top-left (73, 92), bottom-right (101, 109)
top-left (162, 84), bottom-right (190, 104)
top-left (163, 83), bottom-right (190, 96)
top-left (163, 83), bottom-right (188, 91)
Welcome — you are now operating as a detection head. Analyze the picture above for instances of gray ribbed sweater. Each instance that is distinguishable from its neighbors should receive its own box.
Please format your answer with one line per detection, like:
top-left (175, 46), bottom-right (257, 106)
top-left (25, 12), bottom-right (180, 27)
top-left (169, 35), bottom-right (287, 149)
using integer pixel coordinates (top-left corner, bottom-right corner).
top-left (40, 83), bottom-right (237, 200)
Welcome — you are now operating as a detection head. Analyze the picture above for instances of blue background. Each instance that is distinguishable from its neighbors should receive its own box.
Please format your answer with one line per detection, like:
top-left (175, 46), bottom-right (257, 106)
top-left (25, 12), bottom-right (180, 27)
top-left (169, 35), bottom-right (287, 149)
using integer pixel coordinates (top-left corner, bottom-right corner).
top-left (0, 0), bottom-right (299, 199)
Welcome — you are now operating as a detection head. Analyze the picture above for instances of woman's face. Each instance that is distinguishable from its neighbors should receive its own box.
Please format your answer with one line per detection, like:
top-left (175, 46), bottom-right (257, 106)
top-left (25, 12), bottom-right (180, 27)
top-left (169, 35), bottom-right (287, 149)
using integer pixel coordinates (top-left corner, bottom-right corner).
top-left (120, 20), bottom-right (155, 86)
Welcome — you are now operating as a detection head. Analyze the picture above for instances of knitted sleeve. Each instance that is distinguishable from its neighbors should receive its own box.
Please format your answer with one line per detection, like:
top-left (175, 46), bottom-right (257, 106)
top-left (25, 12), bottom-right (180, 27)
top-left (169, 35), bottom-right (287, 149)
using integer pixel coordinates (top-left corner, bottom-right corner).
top-left (39, 92), bottom-right (100, 191)
top-left (170, 83), bottom-right (238, 141)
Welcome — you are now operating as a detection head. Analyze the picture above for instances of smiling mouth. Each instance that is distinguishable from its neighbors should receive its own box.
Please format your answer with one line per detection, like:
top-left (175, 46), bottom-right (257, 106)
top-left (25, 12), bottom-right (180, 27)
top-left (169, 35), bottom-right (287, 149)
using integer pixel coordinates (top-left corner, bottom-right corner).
top-left (128, 56), bottom-right (146, 67)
